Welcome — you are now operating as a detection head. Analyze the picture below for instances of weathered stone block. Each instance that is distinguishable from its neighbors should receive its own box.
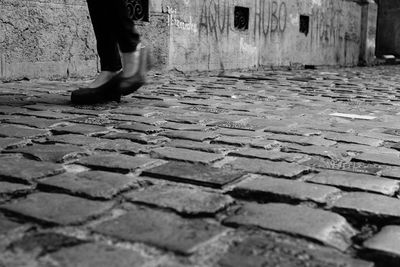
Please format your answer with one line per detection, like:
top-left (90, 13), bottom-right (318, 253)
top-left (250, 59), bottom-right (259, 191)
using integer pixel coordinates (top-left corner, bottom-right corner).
top-left (142, 161), bottom-right (245, 188)
top-left (125, 184), bottom-right (234, 215)
top-left (93, 204), bottom-right (226, 254)
top-left (231, 175), bottom-right (340, 204)
top-left (1, 192), bottom-right (114, 225)
top-left (224, 203), bottom-right (356, 251)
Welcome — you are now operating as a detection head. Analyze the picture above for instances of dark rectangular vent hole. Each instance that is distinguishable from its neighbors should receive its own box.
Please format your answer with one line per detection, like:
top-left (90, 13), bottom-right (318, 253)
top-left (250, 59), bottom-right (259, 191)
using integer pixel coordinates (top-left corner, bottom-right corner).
top-left (127, 0), bottom-right (149, 22)
top-left (299, 15), bottom-right (310, 36)
top-left (234, 6), bottom-right (250, 31)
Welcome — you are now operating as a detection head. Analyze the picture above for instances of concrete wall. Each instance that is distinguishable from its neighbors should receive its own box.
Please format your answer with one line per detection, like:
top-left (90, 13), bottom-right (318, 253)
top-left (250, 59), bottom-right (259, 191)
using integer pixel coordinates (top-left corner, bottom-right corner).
top-left (0, 0), bottom-right (376, 80)
top-left (163, 0), bottom-right (374, 71)
top-left (0, 0), bottom-right (169, 81)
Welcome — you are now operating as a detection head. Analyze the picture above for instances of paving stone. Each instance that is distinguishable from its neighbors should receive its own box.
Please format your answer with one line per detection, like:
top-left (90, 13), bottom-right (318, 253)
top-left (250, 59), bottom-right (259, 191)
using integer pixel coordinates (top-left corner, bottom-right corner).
top-left (78, 154), bottom-right (162, 173)
top-left (224, 203), bottom-right (356, 251)
top-left (19, 110), bottom-right (75, 120)
top-left (380, 166), bottom-right (400, 179)
top-left (93, 204), bottom-right (226, 254)
top-left (116, 122), bottom-right (164, 134)
top-left (219, 231), bottom-right (373, 267)
top-left (332, 192), bottom-right (400, 221)
top-left (302, 157), bottom-right (382, 175)
top-left (8, 232), bottom-right (84, 256)
top-left (103, 132), bottom-right (169, 145)
top-left (0, 192), bottom-right (114, 225)
top-left (231, 174), bottom-right (340, 204)
top-left (215, 128), bottom-right (265, 137)
top-left (263, 126), bottom-right (322, 136)
top-left (0, 158), bottom-right (65, 184)
top-left (0, 124), bottom-right (49, 139)
top-left (162, 130), bottom-right (220, 142)
top-left (359, 131), bottom-right (400, 143)
top-left (39, 171), bottom-right (141, 200)
top-left (264, 134), bottom-right (337, 147)
top-left (4, 117), bottom-right (63, 128)
top-left (308, 170), bottom-right (400, 196)
top-left (249, 139), bottom-right (282, 149)
top-left (51, 124), bottom-right (111, 136)
top-left (363, 226), bottom-right (400, 259)
top-left (68, 116), bottom-right (116, 126)
top-left (229, 148), bottom-right (307, 163)
top-left (167, 139), bottom-right (234, 154)
top-left (49, 243), bottom-right (147, 267)
top-left (91, 139), bottom-right (146, 154)
top-left (125, 184), bottom-right (234, 215)
top-left (211, 136), bottom-right (254, 147)
top-left (6, 144), bottom-right (90, 163)
top-left (0, 181), bottom-right (32, 196)
top-left (323, 133), bottom-right (383, 147)
top-left (142, 161), bottom-right (245, 188)
top-left (161, 122), bottom-right (207, 131)
top-left (0, 137), bottom-right (31, 150)
top-left (46, 134), bottom-right (104, 146)
top-left (107, 114), bottom-right (166, 125)
top-left (226, 158), bottom-right (311, 178)
top-left (0, 213), bottom-right (23, 235)
top-left (282, 143), bottom-right (348, 158)
top-left (353, 153), bottom-right (400, 166)
top-left (151, 147), bottom-right (224, 164)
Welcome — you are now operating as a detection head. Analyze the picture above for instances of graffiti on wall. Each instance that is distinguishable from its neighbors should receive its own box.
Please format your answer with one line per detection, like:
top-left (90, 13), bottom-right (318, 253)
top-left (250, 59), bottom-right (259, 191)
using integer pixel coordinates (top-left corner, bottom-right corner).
top-left (164, 5), bottom-right (198, 34)
top-left (253, 0), bottom-right (287, 40)
top-left (197, 0), bottom-right (288, 42)
top-left (310, 0), bottom-right (344, 46)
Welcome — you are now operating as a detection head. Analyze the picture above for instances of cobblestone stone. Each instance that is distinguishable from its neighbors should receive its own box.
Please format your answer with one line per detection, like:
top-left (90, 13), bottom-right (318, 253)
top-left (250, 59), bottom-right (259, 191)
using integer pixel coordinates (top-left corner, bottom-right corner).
top-left (0, 158), bottom-right (65, 184)
top-left (0, 192), bottom-right (114, 225)
top-left (224, 203), bottom-right (355, 251)
top-left (78, 154), bottom-right (162, 173)
top-left (167, 139), bottom-right (234, 154)
top-left (0, 182), bottom-right (32, 197)
top-left (228, 148), bottom-right (307, 162)
top-left (363, 225), bottom-right (400, 262)
top-left (353, 153), bottom-right (400, 166)
top-left (219, 231), bottom-right (373, 267)
top-left (49, 243), bottom-right (147, 267)
top-left (162, 130), bottom-right (219, 142)
top-left (332, 192), bottom-right (400, 221)
top-left (116, 122), bottom-right (164, 134)
top-left (51, 124), bottom-right (111, 136)
top-left (0, 124), bottom-right (49, 139)
top-left (39, 171), bottom-right (141, 199)
top-left (0, 213), bottom-right (23, 236)
top-left (125, 184), bottom-right (234, 215)
top-left (142, 161), bottom-right (245, 188)
top-left (308, 170), bottom-right (400, 196)
top-left (6, 144), bottom-right (90, 163)
top-left (150, 147), bottom-right (224, 164)
top-left (0, 137), bottom-right (31, 150)
top-left (46, 134), bottom-right (103, 146)
top-left (226, 158), bottom-right (312, 178)
top-left (93, 204), bottom-right (226, 254)
top-left (231, 174), bottom-right (340, 204)
top-left (8, 232), bottom-right (83, 256)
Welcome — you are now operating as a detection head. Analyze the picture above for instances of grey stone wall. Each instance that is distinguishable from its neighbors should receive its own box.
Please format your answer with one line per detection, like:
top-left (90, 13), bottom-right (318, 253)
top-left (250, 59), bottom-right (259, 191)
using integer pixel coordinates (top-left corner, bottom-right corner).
top-left (0, 0), bottom-right (98, 81)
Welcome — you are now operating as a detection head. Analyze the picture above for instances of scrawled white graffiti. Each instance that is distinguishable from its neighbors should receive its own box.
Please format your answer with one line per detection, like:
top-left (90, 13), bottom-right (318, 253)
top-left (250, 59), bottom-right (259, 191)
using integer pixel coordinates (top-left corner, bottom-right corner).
top-left (240, 38), bottom-right (258, 57)
top-left (166, 6), bottom-right (198, 34)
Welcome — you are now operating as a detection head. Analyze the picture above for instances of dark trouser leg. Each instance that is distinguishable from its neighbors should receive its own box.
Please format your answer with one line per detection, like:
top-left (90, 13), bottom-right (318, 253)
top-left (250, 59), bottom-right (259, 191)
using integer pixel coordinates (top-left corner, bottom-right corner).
top-left (111, 0), bottom-right (141, 53)
top-left (86, 0), bottom-right (122, 71)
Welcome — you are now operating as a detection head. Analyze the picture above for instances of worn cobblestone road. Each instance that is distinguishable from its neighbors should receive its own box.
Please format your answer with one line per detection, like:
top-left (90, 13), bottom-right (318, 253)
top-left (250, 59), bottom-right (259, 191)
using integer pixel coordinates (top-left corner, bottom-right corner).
top-left (2, 66), bottom-right (400, 266)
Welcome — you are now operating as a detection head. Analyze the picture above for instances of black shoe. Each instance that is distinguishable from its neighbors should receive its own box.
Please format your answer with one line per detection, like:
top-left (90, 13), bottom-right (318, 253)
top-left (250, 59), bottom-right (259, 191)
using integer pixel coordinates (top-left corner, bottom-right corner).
top-left (71, 76), bottom-right (120, 105)
top-left (118, 45), bottom-right (152, 96)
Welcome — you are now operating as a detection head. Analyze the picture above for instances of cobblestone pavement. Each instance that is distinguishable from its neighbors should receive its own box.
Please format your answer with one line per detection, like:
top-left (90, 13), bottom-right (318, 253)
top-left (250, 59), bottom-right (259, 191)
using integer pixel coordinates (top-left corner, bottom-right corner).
top-left (2, 66), bottom-right (400, 266)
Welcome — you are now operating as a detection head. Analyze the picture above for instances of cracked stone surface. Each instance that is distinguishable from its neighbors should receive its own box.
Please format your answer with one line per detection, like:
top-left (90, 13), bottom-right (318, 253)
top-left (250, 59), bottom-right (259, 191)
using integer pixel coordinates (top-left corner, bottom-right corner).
top-left (3, 66), bottom-right (400, 265)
